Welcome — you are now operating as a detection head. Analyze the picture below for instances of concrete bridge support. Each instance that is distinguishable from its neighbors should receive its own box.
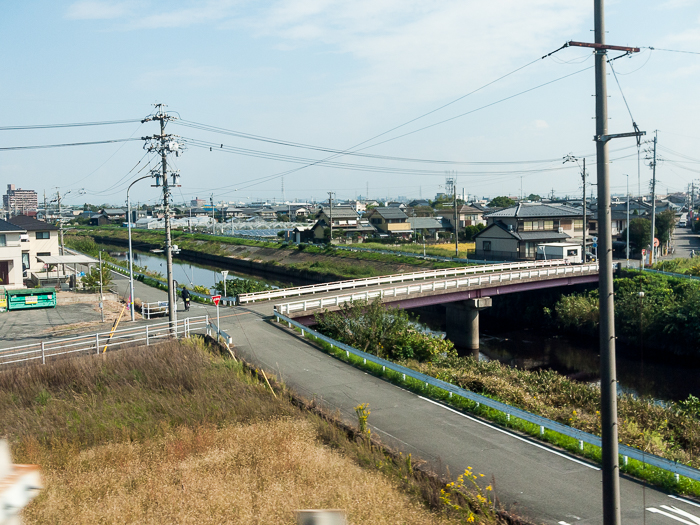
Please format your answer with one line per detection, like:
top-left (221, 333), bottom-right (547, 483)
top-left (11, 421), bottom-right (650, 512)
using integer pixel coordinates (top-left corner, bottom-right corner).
top-left (445, 297), bottom-right (492, 353)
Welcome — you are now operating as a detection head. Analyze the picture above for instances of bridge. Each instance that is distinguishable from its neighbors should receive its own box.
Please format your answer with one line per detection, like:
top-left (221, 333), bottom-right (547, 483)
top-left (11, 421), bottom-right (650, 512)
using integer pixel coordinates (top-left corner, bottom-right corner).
top-left (239, 260), bottom-right (599, 349)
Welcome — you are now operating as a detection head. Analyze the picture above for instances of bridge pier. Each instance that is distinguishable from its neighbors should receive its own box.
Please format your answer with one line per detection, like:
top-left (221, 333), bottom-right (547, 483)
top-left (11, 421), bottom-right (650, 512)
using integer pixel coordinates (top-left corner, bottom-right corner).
top-left (445, 297), bottom-right (492, 353)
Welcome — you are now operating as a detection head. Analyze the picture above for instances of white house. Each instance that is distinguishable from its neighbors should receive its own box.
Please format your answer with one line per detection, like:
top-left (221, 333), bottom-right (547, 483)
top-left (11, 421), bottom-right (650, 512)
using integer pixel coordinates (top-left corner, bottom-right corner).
top-left (0, 219), bottom-right (26, 289)
top-left (7, 215), bottom-right (60, 274)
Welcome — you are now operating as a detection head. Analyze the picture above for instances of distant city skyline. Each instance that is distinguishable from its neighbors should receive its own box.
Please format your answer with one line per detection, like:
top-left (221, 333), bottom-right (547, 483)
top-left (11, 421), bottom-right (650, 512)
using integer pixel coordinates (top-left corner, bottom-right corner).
top-left (1, 1), bottom-right (699, 206)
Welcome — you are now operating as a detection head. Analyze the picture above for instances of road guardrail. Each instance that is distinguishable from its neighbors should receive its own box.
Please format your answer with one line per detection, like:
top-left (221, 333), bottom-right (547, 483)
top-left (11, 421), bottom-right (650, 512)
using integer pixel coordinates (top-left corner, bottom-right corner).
top-left (240, 259), bottom-right (572, 304)
top-left (0, 315), bottom-right (208, 367)
top-left (273, 310), bottom-right (700, 484)
top-left (275, 263), bottom-right (599, 315)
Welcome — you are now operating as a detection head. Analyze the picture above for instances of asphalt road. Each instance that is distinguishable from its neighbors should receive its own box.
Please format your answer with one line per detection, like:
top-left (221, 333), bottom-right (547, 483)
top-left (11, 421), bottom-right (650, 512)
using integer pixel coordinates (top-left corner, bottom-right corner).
top-left (3, 272), bottom-right (700, 524)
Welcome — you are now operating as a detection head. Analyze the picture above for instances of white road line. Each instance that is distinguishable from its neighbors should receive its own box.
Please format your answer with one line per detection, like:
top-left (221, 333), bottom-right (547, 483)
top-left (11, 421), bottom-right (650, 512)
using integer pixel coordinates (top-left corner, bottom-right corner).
top-left (647, 507), bottom-right (700, 524)
top-left (660, 505), bottom-right (700, 524)
top-left (670, 496), bottom-right (700, 509)
top-left (418, 396), bottom-right (599, 470)
top-left (558, 521), bottom-right (573, 525)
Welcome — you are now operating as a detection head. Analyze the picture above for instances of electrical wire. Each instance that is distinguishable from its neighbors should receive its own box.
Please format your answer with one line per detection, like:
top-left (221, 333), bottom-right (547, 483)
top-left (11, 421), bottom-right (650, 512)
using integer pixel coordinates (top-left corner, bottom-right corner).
top-left (0, 119), bottom-right (142, 131)
top-left (646, 46), bottom-right (700, 55)
top-left (0, 138), bottom-right (141, 151)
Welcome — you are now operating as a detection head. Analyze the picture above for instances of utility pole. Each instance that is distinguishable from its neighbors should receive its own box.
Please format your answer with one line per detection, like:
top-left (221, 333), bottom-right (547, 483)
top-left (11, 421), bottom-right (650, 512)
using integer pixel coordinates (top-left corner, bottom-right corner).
top-left (563, 155), bottom-right (586, 263)
top-left (142, 104), bottom-right (183, 334)
top-left (327, 191), bottom-right (335, 242)
top-left (56, 189), bottom-right (64, 255)
top-left (453, 182), bottom-right (459, 257)
top-left (568, 10), bottom-right (645, 525)
top-left (649, 131), bottom-right (657, 265)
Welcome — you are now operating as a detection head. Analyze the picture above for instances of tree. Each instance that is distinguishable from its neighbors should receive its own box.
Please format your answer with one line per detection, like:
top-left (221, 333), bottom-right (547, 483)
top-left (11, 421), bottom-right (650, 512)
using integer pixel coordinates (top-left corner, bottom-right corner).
top-left (623, 218), bottom-right (651, 251)
top-left (654, 209), bottom-right (676, 244)
top-left (81, 265), bottom-right (112, 290)
top-left (488, 196), bottom-right (515, 208)
top-left (527, 194), bottom-right (542, 202)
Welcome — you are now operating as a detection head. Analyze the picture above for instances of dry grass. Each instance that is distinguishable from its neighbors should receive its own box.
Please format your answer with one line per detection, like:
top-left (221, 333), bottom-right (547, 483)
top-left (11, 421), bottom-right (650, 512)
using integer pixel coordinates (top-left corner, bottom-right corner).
top-left (25, 419), bottom-right (456, 524)
top-left (0, 339), bottom-right (512, 524)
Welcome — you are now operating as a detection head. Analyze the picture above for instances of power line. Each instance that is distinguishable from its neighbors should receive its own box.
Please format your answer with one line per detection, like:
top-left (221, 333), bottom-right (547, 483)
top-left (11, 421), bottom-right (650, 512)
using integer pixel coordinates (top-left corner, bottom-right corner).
top-left (0, 119), bottom-right (142, 131)
top-left (646, 46), bottom-right (700, 55)
top-left (0, 138), bottom-right (142, 151)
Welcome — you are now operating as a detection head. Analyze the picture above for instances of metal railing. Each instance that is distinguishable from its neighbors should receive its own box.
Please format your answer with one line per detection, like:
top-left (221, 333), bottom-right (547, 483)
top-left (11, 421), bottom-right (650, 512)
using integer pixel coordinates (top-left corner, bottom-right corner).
top-left (206, 320), bottom-right (233, 345)
top-left (275, 263), bottom-right (599, 315)
top-left (273, 310), bottom-right (700, 483)
top-left (0, 315), bottom-right (209, 367)
top-left (240, 260), bottom-right (572, 304)
top-left (142, 301), bottom-right (170, 319)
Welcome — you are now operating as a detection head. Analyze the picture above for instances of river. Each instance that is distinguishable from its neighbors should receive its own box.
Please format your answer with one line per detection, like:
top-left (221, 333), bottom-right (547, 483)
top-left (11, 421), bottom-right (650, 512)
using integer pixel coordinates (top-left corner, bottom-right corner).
top-left (105, 244), bottom-right (699, 403)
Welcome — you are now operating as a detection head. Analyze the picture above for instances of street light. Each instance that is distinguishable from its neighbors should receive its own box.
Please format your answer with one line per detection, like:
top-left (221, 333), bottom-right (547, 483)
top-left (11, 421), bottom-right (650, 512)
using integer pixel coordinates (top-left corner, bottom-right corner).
top-left (127, 175), bottom-right (154, 322)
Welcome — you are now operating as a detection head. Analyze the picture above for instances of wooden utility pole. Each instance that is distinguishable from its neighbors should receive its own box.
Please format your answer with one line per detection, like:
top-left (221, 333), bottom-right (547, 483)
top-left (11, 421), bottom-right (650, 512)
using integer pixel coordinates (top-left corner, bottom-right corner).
top-left (327, 191), bottom-right (335, 242)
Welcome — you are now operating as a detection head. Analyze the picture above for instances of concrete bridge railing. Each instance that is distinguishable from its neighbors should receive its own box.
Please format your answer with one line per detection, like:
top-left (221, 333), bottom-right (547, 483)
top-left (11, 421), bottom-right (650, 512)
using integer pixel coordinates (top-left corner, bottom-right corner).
top-left (240, 259), bottom-right (571, 304)
top-left (274, 263), bottom-right (599, 316)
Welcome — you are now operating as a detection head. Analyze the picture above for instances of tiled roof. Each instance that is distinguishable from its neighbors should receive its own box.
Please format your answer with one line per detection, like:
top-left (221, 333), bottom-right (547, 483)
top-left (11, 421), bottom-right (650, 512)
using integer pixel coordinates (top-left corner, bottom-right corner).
top-left (0, 219), bottom-right (26, 233)
top-left (369, 207), bottom-right (408, 220)
top-left (7, 215), bottom-right (58, 231)
top-left (513, 231), bottom-right (571, 241)
top-left (408, 217), bottom-right (444, 229)
top-left (319, 207), bottom-right (359, 219)
top-left (485, 203), bottom-right (583, 218)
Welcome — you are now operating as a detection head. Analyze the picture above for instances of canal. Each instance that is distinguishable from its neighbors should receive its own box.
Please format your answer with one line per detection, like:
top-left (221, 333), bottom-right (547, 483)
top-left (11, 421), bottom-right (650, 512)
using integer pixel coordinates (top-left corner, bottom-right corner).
top-left (104, 244), bottom-right (699, 404)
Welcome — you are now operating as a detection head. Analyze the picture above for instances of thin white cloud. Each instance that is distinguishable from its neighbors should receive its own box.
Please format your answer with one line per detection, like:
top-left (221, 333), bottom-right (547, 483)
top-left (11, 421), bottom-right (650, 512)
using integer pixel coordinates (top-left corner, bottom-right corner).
top-left (534, 120), bottom-right (550, 129)
top-left (65, 0), bottom-right (134, 20)
top-left (134, 62), bottom-right (232, 88)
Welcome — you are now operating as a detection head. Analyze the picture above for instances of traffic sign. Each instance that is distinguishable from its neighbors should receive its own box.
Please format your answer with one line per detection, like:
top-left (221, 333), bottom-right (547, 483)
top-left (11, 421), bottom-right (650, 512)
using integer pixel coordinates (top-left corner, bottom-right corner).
top-left (592, 242), bottom-right (598, 248)
top-left (212, 295), bottom-right (221, 306)
top-left (654, 237), bottom-right (659, 247)
top-left (642, 249), bottom-right (647, 256)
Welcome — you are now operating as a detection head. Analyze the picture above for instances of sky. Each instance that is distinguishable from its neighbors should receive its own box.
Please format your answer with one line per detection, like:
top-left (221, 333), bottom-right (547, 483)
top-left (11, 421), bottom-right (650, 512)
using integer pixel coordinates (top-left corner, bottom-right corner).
top-left (1, 0), bottom-right (699, 207)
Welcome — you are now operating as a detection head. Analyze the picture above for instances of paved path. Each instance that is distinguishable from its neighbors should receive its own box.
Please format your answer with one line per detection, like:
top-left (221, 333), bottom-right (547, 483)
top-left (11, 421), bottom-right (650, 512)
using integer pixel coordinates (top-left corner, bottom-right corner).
top-left (3, 274), bottom-right (700, 524)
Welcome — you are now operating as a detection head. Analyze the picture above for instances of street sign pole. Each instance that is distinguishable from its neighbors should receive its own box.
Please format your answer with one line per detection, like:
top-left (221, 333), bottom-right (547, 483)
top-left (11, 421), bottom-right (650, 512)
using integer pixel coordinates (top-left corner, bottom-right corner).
top-left (211, 294), bottom-right (222, 340)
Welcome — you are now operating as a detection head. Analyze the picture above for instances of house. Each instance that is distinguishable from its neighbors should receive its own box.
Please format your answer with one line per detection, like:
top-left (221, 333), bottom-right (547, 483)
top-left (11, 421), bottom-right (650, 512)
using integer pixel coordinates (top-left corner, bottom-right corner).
top-left (0, 219), bottom-right (26, 289)
top-left (311, 207), bottom-right (375, 241)
top-left (364, 207), bottom-right (411, 237)
top-left (439, 205), bottom-right (487, 231)
top-left (6, 215), bottom-right (59, 275)
top-left (88, 213), bottom-right (110, 226)
top-left (101, 208), bottom-right (126, 221)
top-left (475, 203), bottom-right (585, 260)
top-left (408, 217), bottom-right (447, 240)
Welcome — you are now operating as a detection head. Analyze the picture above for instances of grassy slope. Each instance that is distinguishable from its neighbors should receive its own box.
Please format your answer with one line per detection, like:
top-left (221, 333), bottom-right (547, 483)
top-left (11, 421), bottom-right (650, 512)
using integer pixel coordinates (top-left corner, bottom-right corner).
top-left (1, 340), bottom-right (509, 524)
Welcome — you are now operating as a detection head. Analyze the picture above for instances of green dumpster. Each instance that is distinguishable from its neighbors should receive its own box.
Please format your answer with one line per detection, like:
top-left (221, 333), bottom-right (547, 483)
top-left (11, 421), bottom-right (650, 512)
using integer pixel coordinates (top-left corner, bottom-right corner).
top-left (6, 288), bottom-right (57, 311)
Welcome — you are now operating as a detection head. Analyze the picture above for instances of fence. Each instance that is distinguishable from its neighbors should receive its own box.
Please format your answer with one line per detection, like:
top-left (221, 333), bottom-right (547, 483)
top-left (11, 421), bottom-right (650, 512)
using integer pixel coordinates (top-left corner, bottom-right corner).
top-left (0, 315), bottom-right (209, 367)
top-left (239, 259), bottom-right (571, 304)
top-left (142, 301), bottom-right (170, 319)
top-left (275, 263), bottom-right (599, 315)
top-left (273, 310), bottom-right (700, 484)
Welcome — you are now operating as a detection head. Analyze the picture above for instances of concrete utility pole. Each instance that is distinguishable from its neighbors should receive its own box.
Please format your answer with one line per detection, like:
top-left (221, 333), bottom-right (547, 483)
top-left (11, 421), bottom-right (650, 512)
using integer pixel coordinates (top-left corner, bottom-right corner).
top-left (649, 131), bottom-right (657, 265)
top-left (568, 6), bottom-right (644, 523)
top-left (142, 104), bottom-right (183, 334)
top-left (327, 191), bottom-right (335, 242)
top-left (582, 158), bottom-right (587, 263)
top-left (56, 189), bottom-right (64, 256)
top-left (593, 11), bottom-right (621, 521)
top-left (453, 182), bottom-right (459, 257)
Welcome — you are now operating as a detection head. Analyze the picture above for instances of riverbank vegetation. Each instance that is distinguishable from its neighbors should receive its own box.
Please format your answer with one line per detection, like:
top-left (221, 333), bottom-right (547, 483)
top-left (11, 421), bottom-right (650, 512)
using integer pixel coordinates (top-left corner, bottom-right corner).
top-left (315, 300), bottom-right (456, 362)
top-left (546, 270), bottom-right (700, 355)
top-left (313, 300), bottom-right (700, 492)
top-left (1, 338), bottom-right (520, 525)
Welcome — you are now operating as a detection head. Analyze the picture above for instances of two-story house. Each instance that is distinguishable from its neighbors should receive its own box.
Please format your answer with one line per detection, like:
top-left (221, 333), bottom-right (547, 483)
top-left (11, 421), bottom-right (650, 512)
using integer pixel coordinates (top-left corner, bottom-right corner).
top-left (364, 207), bottom-right (411, 238)
top-left (312, 207), bottom-right (375, 240)
top-left (7, 215), bottom-right (60, 275)
top-left (439, 205), bottom-right (487, 232)
top-left (474, 203), bottom-right (584, 260)
top-left (0, 219), bottom-right (26, 288)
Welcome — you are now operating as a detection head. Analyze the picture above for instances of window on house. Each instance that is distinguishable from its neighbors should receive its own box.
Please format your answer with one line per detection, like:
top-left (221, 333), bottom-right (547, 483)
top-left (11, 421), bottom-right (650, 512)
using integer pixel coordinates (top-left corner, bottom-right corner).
top-left (36, 231), bottom-right (50, 239)
top-left (567, 249), bottom-right (578, 257)
top-left (574, 219), bottom-right (583, 231)
top-left (483, 241), bottom-right (491, 252)
top-left (37, 252), bottom-right (51, 257)
top-left (0, 234), bottom-right (5, 247)
top-left (544, 220), bottom-right (554, 230)
top-left (525, 242), bottom-right (536, 258)
top-left (589, 221), bottom-right (597, 231)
